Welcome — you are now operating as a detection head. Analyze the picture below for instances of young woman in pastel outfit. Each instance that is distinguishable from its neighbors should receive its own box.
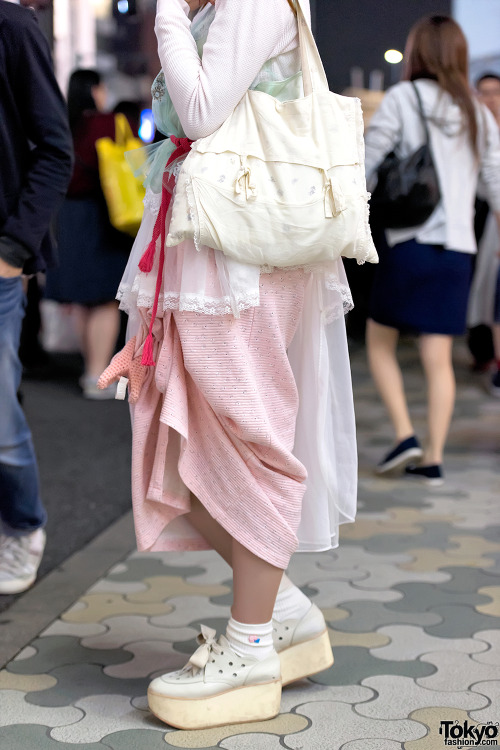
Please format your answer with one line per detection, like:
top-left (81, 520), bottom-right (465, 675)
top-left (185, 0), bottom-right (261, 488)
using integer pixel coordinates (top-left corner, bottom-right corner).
top-left (99, 0), bottom-right (358, 728)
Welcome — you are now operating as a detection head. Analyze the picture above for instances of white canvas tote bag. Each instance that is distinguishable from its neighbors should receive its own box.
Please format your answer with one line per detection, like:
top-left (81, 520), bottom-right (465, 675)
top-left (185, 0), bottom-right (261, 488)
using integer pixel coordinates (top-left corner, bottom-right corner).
top-left (166, 0), bottom-right (378, 269)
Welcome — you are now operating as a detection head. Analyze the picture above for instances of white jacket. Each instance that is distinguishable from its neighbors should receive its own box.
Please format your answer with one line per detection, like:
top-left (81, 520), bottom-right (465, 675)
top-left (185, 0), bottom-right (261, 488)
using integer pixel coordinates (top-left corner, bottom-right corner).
top-left (364, 79), bottom-right (500, 253)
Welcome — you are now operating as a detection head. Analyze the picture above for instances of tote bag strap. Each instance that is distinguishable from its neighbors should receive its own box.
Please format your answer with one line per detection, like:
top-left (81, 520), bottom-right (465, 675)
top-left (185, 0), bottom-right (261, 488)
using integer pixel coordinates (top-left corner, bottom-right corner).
top-left (294, 0), bottom-right (329, 96)
top-left (411, 81), bottom-right (431, 145)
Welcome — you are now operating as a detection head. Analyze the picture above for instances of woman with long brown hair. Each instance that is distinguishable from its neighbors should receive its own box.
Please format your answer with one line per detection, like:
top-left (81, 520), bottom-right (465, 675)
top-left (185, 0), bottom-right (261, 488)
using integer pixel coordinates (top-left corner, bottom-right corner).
top-left (365, 15), bottom-right (500, 484)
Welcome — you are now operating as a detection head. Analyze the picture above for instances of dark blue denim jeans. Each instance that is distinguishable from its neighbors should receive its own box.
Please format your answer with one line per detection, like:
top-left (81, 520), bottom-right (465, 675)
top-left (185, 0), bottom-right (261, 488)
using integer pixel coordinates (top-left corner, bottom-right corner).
top-left (0, 276), bottom-right (46, 535)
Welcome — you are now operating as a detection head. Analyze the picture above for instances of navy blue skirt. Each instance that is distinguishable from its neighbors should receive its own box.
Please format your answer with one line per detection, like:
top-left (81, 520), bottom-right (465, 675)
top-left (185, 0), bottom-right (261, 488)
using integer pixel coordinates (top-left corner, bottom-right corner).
top-left (495, 267), bottom-right (500, 324)
top-left (369, 237), bottom-right (474, 336)
top-left (45, 197), bottom-right (132, 306)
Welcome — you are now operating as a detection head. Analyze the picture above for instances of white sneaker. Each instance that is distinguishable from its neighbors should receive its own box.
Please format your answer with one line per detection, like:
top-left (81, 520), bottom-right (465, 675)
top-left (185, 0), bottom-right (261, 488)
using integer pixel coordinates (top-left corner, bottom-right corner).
top-left (0, 528), bottom-right (46, 595)
top-left (273, 603), bottom-right (334, 686)
top-left (148, 625), bottom-right (282, 730)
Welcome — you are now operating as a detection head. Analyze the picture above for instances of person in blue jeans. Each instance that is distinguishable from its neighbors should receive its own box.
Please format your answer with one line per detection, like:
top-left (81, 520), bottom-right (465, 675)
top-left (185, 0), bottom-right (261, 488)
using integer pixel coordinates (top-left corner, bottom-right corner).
top-left (0, 1), bottom-right (73, 593)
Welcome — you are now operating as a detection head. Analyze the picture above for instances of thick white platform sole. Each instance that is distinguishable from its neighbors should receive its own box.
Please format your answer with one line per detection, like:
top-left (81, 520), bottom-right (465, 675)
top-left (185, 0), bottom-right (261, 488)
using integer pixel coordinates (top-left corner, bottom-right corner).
top-left (148, 678), bottom-right (282, 730)
top-left (279, 629), bottom-right (334, 686)
top-left (0, 573), bottom-right (36, 595)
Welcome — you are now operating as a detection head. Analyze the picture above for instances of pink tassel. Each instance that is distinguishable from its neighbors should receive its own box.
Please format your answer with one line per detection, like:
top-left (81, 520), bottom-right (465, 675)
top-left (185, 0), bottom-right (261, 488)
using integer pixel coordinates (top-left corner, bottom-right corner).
top-left (141, 333), bottom-right (155, 367)
top-left (138, 238), bottom-right (156, 273)
top-left (139, 136), bottom-right (193, 370)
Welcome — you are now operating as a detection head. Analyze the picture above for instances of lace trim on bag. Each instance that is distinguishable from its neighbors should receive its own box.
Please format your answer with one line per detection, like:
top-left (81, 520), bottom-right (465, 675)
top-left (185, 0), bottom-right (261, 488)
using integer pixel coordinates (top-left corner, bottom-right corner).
top-left (341, 98), bottom-right (375, 267)
top-left (353, 192), bottom-right (374, 266)
top-left (185, 176), bottom-right (202, 254)
top-left (354, 98), bottom-right (377, 266)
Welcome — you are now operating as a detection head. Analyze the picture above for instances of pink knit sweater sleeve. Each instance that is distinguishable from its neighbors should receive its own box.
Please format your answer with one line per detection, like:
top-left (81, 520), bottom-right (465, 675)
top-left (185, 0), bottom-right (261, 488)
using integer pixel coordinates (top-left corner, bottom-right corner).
top-left (155, 0), bottom-right (300, 140)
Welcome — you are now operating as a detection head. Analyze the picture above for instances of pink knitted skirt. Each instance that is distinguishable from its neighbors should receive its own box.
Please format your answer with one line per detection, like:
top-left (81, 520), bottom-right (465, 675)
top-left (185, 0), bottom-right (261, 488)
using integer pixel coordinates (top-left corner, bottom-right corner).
top-left (131, 269), bottom-right (308, 569)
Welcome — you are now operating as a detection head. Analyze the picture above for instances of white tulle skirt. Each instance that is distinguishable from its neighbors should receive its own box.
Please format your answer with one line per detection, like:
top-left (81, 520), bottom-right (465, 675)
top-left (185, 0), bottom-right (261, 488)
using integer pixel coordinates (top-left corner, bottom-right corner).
top-left (118, 189), bottom-right (358, 551)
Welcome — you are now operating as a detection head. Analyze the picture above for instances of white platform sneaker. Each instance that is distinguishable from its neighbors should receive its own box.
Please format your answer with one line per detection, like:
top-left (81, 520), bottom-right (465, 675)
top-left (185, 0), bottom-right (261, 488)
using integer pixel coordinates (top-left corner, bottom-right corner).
top-left (148, 625), bottom-right (282, 730)
top-left (0, 528), bottom-right (46, 595)
top-left (273, 603), bottom-right (334, 686)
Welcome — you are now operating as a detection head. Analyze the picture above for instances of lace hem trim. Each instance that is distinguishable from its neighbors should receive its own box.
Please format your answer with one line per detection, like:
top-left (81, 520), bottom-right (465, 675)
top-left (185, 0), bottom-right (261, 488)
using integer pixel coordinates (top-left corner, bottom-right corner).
top-left (117, 285), bottom-right (260, 317)
top-left (117, 272), bottom-right (352, 323)
top-left (323, 277), bottom-right (354, 324)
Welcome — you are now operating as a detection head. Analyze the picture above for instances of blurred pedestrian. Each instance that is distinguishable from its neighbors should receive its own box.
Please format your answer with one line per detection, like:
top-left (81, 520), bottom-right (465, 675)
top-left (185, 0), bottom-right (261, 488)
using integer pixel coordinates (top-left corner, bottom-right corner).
top-left (113, 100), bottom-right (141, 135)
top-left (476, 72), bottom-right (500, 127)
top-left (0, 0), bottom-right (73, 593)
top-left (364, 16), bottom-right (500, 484)
top-left (468, 73), bottom-right (500, 393)
top-left (45, 70), bottom-right (134, 399)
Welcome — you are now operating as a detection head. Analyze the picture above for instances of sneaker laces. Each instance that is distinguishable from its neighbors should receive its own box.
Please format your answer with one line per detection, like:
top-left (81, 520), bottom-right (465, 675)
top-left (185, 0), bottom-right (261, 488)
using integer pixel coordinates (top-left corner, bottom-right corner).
top-left (0, 534), bottom-right (30, 574)
top-left (181, 625), bottom-right (223, 676)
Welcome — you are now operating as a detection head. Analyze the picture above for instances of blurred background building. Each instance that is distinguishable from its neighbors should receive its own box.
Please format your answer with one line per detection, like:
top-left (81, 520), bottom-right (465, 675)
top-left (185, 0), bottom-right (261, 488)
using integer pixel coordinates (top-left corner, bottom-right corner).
top-left (10, 0), bottom-right (500, 125)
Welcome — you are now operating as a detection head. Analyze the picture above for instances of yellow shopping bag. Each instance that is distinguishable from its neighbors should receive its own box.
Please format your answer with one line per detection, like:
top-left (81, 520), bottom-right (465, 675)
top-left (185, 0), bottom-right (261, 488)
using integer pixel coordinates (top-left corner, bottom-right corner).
top-left (96, 113), bottom-right (145, 236)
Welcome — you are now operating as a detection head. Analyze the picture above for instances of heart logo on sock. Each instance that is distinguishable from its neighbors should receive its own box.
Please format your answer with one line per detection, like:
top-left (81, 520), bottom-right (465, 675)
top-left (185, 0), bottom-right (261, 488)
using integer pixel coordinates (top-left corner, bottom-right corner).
top-left (248, 636), bottom-right (261, 644)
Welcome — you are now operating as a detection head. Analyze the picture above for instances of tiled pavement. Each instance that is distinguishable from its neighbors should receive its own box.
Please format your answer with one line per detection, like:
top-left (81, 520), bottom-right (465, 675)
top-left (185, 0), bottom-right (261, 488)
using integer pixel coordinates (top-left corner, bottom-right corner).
top-left (1, 340), bottom-right (499, 749)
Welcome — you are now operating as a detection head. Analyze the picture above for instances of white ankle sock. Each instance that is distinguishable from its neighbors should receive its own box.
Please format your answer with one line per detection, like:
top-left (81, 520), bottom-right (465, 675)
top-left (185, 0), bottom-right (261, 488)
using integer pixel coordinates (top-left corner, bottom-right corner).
top-left (273, 573), bottom-right (312, 623)
top-left (226, 617), bottom-right (274, 661)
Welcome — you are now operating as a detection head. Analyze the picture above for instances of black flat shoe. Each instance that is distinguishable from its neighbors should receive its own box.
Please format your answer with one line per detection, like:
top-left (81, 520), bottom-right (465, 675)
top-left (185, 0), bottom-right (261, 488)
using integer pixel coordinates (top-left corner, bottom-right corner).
top-left (376, 436), bottom-right (423, 475)
top-left (405, 463), bottom-right (444, 487)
